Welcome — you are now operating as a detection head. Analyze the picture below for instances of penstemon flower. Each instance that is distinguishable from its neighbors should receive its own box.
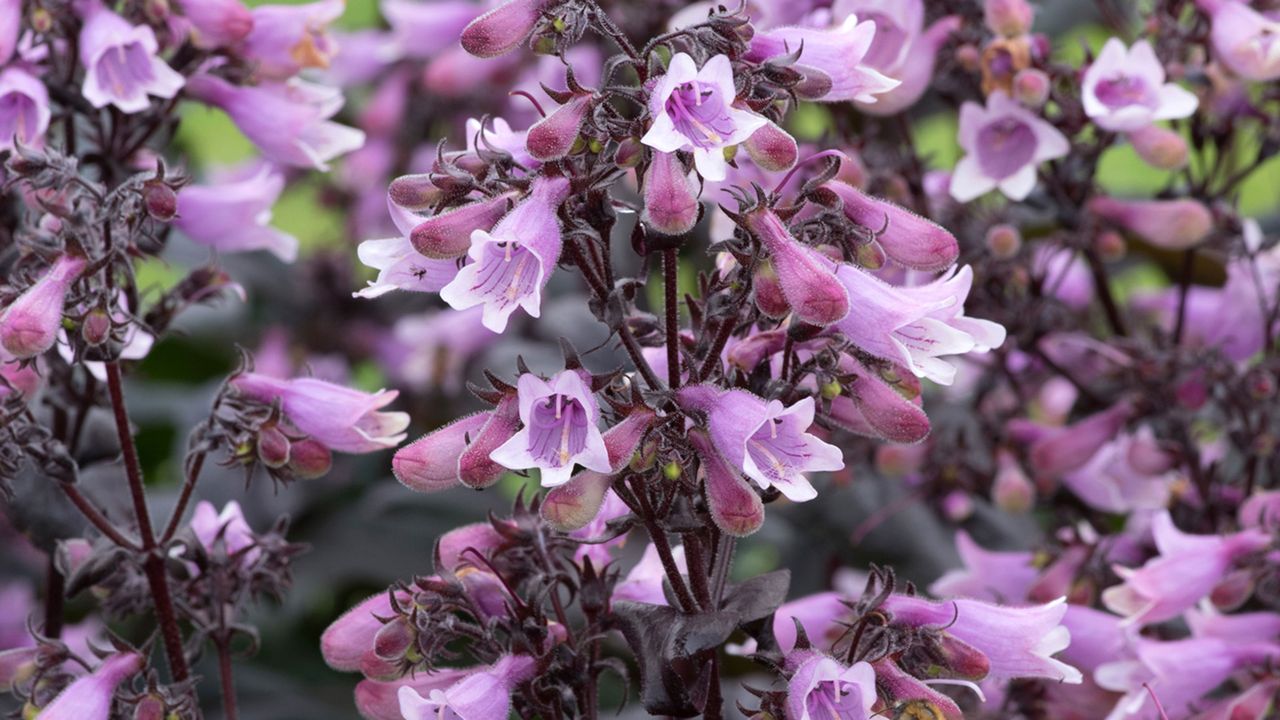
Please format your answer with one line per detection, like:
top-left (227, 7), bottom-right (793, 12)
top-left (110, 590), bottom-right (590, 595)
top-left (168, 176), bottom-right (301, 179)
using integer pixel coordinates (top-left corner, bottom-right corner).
top-left (77, 0), bottom-right (184, 113)
top-left (0, 67), bottom-right (49, 150)
top-left (489, 370), bottom-right (610, 487)
top-left (1081, 38), bottom-right (1199, 132)
top-left (229, 372), bottom-right (409, 454)
top-left (950, 91), bottom-right (1069, 202)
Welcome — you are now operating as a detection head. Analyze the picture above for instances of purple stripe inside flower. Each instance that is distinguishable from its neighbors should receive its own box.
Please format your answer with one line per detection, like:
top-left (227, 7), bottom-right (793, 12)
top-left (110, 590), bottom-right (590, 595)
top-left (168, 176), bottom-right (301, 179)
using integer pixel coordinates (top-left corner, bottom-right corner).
top-left (665, 80), bottom-right (736, 150)
top-left (527, 392), bottom-right (589, 468)
top-left (976, 117), bottom-right (1037, 180)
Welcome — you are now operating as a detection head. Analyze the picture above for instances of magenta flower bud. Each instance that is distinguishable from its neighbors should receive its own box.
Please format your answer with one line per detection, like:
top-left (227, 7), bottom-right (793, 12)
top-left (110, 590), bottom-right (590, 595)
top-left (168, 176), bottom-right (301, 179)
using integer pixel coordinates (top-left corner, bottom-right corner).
top-left (287, 437), bottom-right (332, 479)
top-left (459, 0), bottom-right (546, 58)
top-left (526, 94), bottom-right (593, 161)
top-left (541, 470), bottom-right (612, 532)
top-left (1028, 400), bottom-right (1132, 477)
top-left (984, 0), bottom-right (1035, 36)
top-left (1102, 510), bottom-right (1271, 627)
top-left (1126, 124), bottom-right (1189, 170)
top-left (743, 118), bottom-right (798, 172)
top-left (78, 1), bottom-right (184, 113)
top-left (132, 695), bottom-right (165, 720)
top-left (689, 430), bottom-right (764, 537)
top-left (829, 358), bottom-right (931, 444)
top-left (230, 372), bottom-right (409, 454)
top-left (642, 151), bottom-right (700, 237)
top-left (1088, 195), bottom-right (1213, 250)
top-left (786, 653), bottom-right (876, 720)
top-left (746, 263), bottom-right (788, 319)
top-left (174, 162), bottom-right (299, 262)
top-left (985, 223), bottom-right (1022, 258)
top-left (80, 307), bottom-right (111, 346)
top-left (992, 449), bottom-right (1035, 513)
top-left (388, 174), bottom-right (443, 212)
top-left (372, 616), bottom-right (415, 661)
top-left (355, 671), bottom-right (471, 720)
top-left (321, 592), bottom-right (400, 671)
top-left (458, 393), bottom-right (521, 489)
top-left (1012, 68), bottom-right (1050, 107)
top-left (37, 652), bottom-right (144, 720)
top-left (440, 176), bottom-right (572, 332)
top-left (190, 500), bottom-right (259, 566)
top-left (1, 254), bottom-right (87, 359)
top-left (0, 67), bottom-right (51, 150)
top-left (824, 181), bottom-right (959, 272)
top-left (742, 208), bottom-right (849, 327)
top-left (398, 655), bottom-right (537, 719)
top-left (393, 412), bottom-right (491, 493)
top-left (407, 192), bottom-right (516, 259)
top-left (1200, 0), bottom-right (1280, 82)
top-left (437, 522), bottom-right (506, 572)
top-left (489, 371), bottom-right (610, 487)
top-left (240, 0), bottom-right (342, 80)
top-left (256, 424), bottom-right (291, 468)
top-left (141, 180), bottom-right (177, 221)
top-left (173, 0), bottom-right (253, 49)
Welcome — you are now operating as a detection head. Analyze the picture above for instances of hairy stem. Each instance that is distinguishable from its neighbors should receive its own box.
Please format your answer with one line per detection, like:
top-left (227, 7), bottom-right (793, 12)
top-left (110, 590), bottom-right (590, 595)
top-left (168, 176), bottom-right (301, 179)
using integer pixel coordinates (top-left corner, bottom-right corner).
top-left (663, 247), bottom-right (682, 389)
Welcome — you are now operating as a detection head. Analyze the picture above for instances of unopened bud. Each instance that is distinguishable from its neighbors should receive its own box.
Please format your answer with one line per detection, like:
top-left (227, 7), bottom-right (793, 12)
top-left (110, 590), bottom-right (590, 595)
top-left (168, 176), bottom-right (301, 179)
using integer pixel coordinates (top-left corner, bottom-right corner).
top-left (1126, 125), bottom-right (1189, 170)
top-left (144, 0), bottom-right (169, 23)
top-left (373, 617), bottom-right (415, 661)
top-left (820, 380), bottom-right (842, 400)
top-left (460, 0), bottom-right (546, 58)
top-left (941, 490), bottom-right (974, 522)
top-left (143, 181), bottom-right (178, 222)
top-left (30, 7), bottom-right (53, 33)
top-left (956, 44), bottom-right (982, 72)
top-left (643, 151), bottom-right (700, 237)
top-left (1094, 230), bottom-right (1127, 261)
top-left (992, 450), bottom-right (1035, 513)
top-left (985, 223), bottom-right (1022, 259)
top-left (663, 461), bottom-right (681, 481)
top-left (526, 94), bottom-right (593, 161)
top-left (985, 0), bottom-right (1035, 36)
top-left (753, 262), bottom-right (790, 318)
top-left (257, 425), bottom-right (292, 468)
top-left (81, 307), bottom-right (112, 346)
top-left (388, 174), bottom-right (443, 211)
top-left (133, 695), bottom-right (166, 720)
top-left (614, 138), bottom-right (643, 168)
top-left (287, 437), bottom-right (332, 479)
top-left (743, 118), bottom-right (798, 172)
top-left (1012, 68), bottom-right (1050, 107)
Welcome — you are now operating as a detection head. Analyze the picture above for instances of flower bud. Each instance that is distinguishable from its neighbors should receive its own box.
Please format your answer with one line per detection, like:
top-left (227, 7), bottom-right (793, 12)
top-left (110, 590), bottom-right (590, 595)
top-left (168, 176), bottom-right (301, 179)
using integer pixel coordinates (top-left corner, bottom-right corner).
top-left (752, 262), bottom-right (790, 318)
top-left (642, 151), bottom-right (700, 237)
top-left (874, 443), bottom-right (927, 477)
top-left (942, 490), bottom-right (975, 522)
top-left (1093, 230), bottom-right (1127, 261)
top-left (143, 180), bottom-right (177, 221)
top-left (457, 393), bottom-right (520, 489)
top-left (743, 118), bottom-right (798, 172)
top-left (956, 44), bottom-right (982, 72)
top-left (1012, 68), bottom-right (1050, 107)
top-left (1029, 401), bottom-right (1133, 477)
top-left (373, 616), bottom-right (415, 662)
top-left (985, 223), bottom-right (1022, 259)
top-left (1088, 196), bottom-right (1213, 250)
top-left (132, 695), bottom-right (165, 720)
top-left (526, 94), bottom-right (593, 161)
top-left (1126, 125), bottom-right (1189, 170)
top-left (388, 173), bottom-right (444, 211)
top-left (985, 0), bottom-right (1035, 36)
top-left (322, 592), bottom-right (400, 671)
top-left (1, 254), bottom-right (87, 359)
top-left (437, 522), bottom-right (506, 572)
top-left (992, 450), bottom-right (1035, 513)
top-left (690, 431), bottom-right (764, 537)
top-left (824, 181), bottom-right (959, 272)
top-left (742, 208), bottom-right (849, 326)
top-left (408, 193), bottom-right (515, 259)
top-left (613, 138), bottom-right (643, 168)
top-left (287, 437), bottom-right (332, 479)
top-left (541, 470), bottom-right (612, 531)
top-left (460, 0), bottom-right (546, 58)
top-left (393, 412), bottom-right (491, 493)
top-left (829, 359), bottom-right (931, 444)
top-left (257, 424), bottom-right (292, 468)
top-left (81, 307), bottom-right (112, 346)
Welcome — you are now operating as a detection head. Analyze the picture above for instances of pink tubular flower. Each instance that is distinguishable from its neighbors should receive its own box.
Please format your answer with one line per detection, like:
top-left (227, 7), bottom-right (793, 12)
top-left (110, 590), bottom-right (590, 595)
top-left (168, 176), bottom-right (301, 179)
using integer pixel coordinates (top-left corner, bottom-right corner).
top-left (0, 254), bottom-right (87, 359)
top-left (689, 429), bottom-right (766, 537)
top-left (393, 412), bottom-right (492, 493)
top-left (1027, 400), bottom-right (1133, 477)
top-left (1061, 428), bottom-right (1176, 514)
top-left (827, 357), bottom-right (931, 444)
top-left (230, 372), bottom-right (409, 453)
top-left (950, 91), bottom-right (1069, 202)
top-left (189, 500), bottom-right (259, 565)
top-left (786, 653), bottom-right (877, 720)
top-left (883, 595), bottom-right (1082, 683)
top-left (405, 191), bottom-right (517, 259)
top-left (746, 15), bottom-right (899, 104)
top-left (741, 207), bottom-right (850, 327)
top-left (929, 530), bottom-right (1038, 603)
top-left (185, 74), bottom-right (364, 171)
top-left (834, 0), bottom-right (960, 116)
top-left (78, 1), bottom-right (183, 113)
top-left (640, 53), bottom-right (768, 181)
top-left (173, 0), bottom-right (254, 49)
top-left (823, 180), bottom-right (959, 271)
top-left (1199, 0), bottom-right (1280, 82)
top-left (398, 655), bottom-right (537, 720)
top-left (240, 0), bottom-right (343, 80)
top-left (321, 591), bottom-right (406, 672)
top-left (439, 175), bottom-right (572, 332)
top-left (354, 670), bottom-right (472, 720)
top-left (0, 67), bottom-right (50, 150)
top-left (174, 162), bottom-right (298, 262)
top-left (679, 385), bottom-right (843, 502)
top-left (1082, 39), bottom-right (1198, 132)
top-left (642, 150), bottom-right (700, 236)
top-left (1088, 196), bottom-right (1213, 251)
top-left (0, 0), bottom-right (18, 65)
top-left (459, 0), bottom-right (547, 58)
top-left (37, 652), bottom-right (143, 720)
top-left (1101, 510), bottom-right (1271, 627)
top-left (489, 371), bottom-right (610, 487)
top-left (832, 264), bottom-right (1007, 386)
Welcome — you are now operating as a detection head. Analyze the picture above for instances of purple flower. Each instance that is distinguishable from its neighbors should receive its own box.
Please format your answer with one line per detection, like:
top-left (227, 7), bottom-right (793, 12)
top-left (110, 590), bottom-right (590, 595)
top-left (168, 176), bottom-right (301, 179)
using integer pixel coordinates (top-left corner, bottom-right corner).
top-left (832, 264), bottom-right (1007, 386)
top-left (832, 0), bottom-right (960, 115)
top-left (78, 1), bottom-right (184, 113)
top-left (173, 0), bottom-right (254, 49)
top-left (459, 0), bottom-right (548, 58)
top-left (398, 655), bottom-right (537, 720)
top-left (383, 0), bottom-right (479, 60)
top-left (230, 372), bottom-right (409, 453)
top-left (1088, 196), bottom-right (1213, 251)
top-left (741, 207), bottom-right (850, 327)
top-left (1082, 39), bottom-right (1198, 132)
top-left (786, 653), bottom-right (877, 720)
top-left (354, 671), bottom-right (472, 720)
top-left (0, 254), bottom-right (86, 360)
top-left (37, 652), bottom-right (143, 720)
top-left (0, 348), bottom-right (42, 400)
top-left (823, 180), bottom-right (959, 271)
top-left (1199, 0), bottom-right (1280, 82)
top-left (679, 385), bottom-right (843, 502)
top-left (640, 53), bottom-right (768, 181)
top-left (0, 67), bottom-right (50, 150)
top-left (1061, 428), bottom-right (1176, 514)
top-left (746, 15), bottom-right (900, 104)
top-left (614, 542), bottom-right (688, 605)
top-left (188, 500), bottom-right (259, 565)
top-left (439, 176), bottom-right (571, 332)
top-left (1027, 400), bottom-right (1134, 477)
top-left (185, 74), bottom-right (364, 170)
top-left (883, 595), bottom-right (1082, 683)
top-left (0, 0), bottom-right (19, 65)
top-left (174, 162), bottom-right (298, 262)
top-left (1101, 510), bottom-right (1270, 627)
top-left (378, 307), bottom-right (498, 395)
top-left (489, 371), bottom-right (610, 487)
top-left (950, 91), bottom-right (1069, 202)
top-left (393, 412), bottom-right (492, 493)
top-left (929, 530), bottom-right (1038, 603)
top-left (240, 0), bottom-right (343, 80)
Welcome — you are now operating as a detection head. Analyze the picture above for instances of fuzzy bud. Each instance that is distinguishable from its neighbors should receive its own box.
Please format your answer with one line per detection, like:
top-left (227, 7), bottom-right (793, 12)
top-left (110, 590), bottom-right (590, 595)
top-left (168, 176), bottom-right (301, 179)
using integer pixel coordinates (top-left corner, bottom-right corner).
top-left (752, 262), bottom-right (790, 318)
top-left (460, 0), bottom-right (546, 58)
top-left (642, 151), bottom-right (700, 236)
top-left (1126, 125), bottom-right (1189, 170)
top-left (992, 450), bottom-right (1035, 512)
top-left (287, 437), bottom-right (332, 479)
top-left (393, 413), bottom-right (491, 492)
top-left (541, 470), bottom-right (612, 531)
top-left (457, 394), bottom-right (520, 489)
top-left (825, 181), bottom-right (959, 272)
top-left (143, 180), bottom-right (178, 221)
top-left (81, 307), bottom-right (112, 346)
top-left (526, 94), bottom-right (593, 161)
top-left (1012, 68), bottom-right (1051, 107)
top-left (1094, 230), bottom-right (1127, 261)
top-left (388, 174), bottom-right (444, 211)
top-left (742, 208), bottom-right (849, 326)
top-left (409, 193), bottom-right (515, 259)
top-left (257, 424), bottom-right (292, 468)
top-left (1088, 196), bottom-right (1213, 250)
top-left (985, 0), bottom-right (1035, 36)
top-left (743, 118), bottom-right (798, 172)
top-left (690, 431), bottom-right (764, 537)
top-left (1, 254), bottom-right (87, 359)
top-left (985, 223), bottom-right (1022, 259)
